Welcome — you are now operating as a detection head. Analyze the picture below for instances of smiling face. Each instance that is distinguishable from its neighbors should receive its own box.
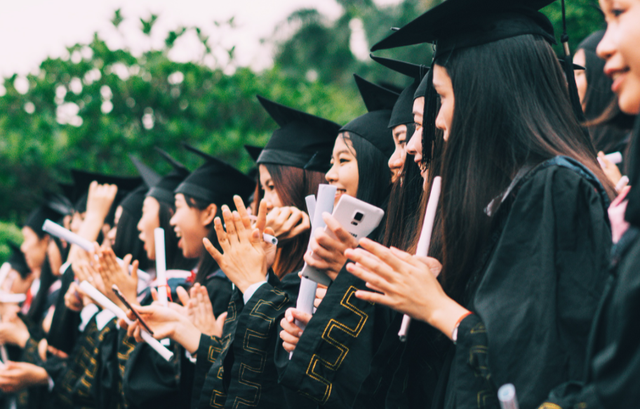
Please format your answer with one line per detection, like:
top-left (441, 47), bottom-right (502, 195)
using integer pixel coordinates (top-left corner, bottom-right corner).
top-left (326, 133), bottom-right (359, 206)
top-left (597, 0), bottom-right (640, 114)
top-left (389, 124), bottom-right (408, 183)
top-left (433, 64), bottom-right (455, 142)
top-left (259, 165), bottom-right (283, 211)
top-left (169, 194), bottom-right (215, 259)
top-left (137, 196), bottom-right (161, 260)
top-left (407, 96), bottom-right (429, 190)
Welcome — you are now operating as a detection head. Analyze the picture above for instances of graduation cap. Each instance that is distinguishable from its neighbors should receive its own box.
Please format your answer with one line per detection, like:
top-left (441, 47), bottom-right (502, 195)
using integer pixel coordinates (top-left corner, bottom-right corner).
top-left (143, 148), bottom-right (191, 207)
top-left (119, 185), bottom-right (148, 221)
top-left (70, 169), bottom-right (143, 215)
top-left (7, 242), bottom-right (30, 278)
top-left (339, 75), bottom-right (399, 159)
top-left (130, 155), bottom-right (162, 190)
top-left (23, 201), bottom-right (67, 238)
top-left (175, 143), bottom-right (254, 206)
top-left (371, 55), bottom-right (429, 129)
top-left (244, 145), bottom-right (263, 163)
top-left (371, 0), bottom-right (556, 56)
top-left (256, 96), bottom-right (341, 173)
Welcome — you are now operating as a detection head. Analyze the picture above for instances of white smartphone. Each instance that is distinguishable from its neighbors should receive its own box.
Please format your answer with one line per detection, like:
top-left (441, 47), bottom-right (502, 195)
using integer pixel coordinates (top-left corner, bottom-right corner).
top-left (302, 195), bottom-right (385, 285)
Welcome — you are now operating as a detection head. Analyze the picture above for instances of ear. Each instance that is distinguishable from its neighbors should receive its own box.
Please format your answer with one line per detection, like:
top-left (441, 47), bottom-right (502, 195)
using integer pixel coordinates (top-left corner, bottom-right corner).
top-left (200, 203), bottom-right (217, 227)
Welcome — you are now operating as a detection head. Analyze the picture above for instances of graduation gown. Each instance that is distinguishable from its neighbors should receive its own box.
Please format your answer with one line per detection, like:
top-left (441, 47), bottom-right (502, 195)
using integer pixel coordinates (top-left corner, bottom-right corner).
top-left (435, 157), bottom-right (612, 409)
top-left (193, 271), bottom-right (314, 408)
top-left (119, 269), bottom-right (232, 409)
top-left (537, 226), bottom-right (640, 408)
top-left (276, 263), bottom-right (395, 409)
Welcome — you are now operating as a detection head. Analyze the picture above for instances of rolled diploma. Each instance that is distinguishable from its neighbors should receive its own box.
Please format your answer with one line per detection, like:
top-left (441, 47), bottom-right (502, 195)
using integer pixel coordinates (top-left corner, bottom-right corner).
top-left (78, 281), bottom-right (174, 361)
top-left (43, 220), bottom-right (145, 276)
top-left (43, 220), bottom-right (93, 252)
top-left (498, 383), bottom-right (519, 409)
top-left (0, 263), bottom-right (12, 291)
top-left (154, 228), bottom-right (168, 306)
top-left (290, 186), bottom-right (336, 359)
top-left (305, 195), bottom-right (317, 228)
top-left (605, 151), bottom-right (623, 165)
top-left (398, 176), bottom-right (441, 342)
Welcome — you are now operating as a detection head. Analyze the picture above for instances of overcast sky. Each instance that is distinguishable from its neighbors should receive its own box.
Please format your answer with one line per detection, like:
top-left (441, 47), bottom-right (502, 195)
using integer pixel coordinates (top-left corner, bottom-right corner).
top-left (0, 0), bottom-right (377, 78)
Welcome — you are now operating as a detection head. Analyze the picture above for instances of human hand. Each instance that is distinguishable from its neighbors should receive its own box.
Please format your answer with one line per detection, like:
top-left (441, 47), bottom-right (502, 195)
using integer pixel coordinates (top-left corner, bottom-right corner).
top-left (203, 197), bottom-right (271, 293)
top-left (95, 244), bottom-right (138, 308)
top-left (0, 361), bottom-right (49, 393)
top-left (304, 213), bottom-right (358, 281)
top-left (279, 308), bottom-right (311, 353)
top-left (598, 151), bottom-right (623, 186)
top-left (266, 206), bottom-right (311, 242)
top-left (314, 285), bottom-right (327, 309)
top-left (345, 238), bottom-right (468, 339)
top-left (85, 181), bottom-right (118, 221)
top-left (187, 284), bottom-right (226, 337)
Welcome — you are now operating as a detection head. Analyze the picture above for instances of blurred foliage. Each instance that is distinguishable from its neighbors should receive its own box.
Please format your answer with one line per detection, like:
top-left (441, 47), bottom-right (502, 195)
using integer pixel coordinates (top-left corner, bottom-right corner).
top-left (0, 0), bottom-right (607, 256)
top-left (0, 221), bottom-right (22, 265)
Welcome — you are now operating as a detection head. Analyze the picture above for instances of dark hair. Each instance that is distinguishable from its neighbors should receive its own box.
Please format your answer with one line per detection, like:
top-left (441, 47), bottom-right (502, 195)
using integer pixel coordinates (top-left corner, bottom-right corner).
top-left (157, 200), bottom-right (195, 271)
top-left (27, 255), bottom-right (56, 327)
top-left (435, 34), bottom-right (615, 303)
top-left (341, 132), bottom-right (392, 208)
top-left (382, 155), bottom-right (423, 251)
top-left (184, 194), bottom-right (223, 284)
top-left (253, 164), bottom-right (326, 278)
top-left (578, 42), bottom-right (635, 168)
top-left (113, 207), bottom-right (150, 272)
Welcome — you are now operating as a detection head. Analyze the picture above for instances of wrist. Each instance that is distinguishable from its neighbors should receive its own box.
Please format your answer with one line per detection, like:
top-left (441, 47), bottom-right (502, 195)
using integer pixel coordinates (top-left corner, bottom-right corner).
top-left (172, 320), bottom-right (201, 354)
top-left (425, 299), bottom-right (469, 340)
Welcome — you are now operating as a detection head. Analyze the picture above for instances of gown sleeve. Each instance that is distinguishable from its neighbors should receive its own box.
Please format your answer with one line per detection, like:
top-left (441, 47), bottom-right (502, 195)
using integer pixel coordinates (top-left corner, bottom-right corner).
top-left (538, 228), bottom-right (640, 408)
top-left (277, 264), bottom-right (394, 409)
top-left (445, 165), bottom-right (611, 409)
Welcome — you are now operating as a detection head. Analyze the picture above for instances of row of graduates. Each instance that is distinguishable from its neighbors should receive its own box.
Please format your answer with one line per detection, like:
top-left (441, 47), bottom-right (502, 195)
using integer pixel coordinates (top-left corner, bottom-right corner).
top-left (1, 0), bottom-right (640, 408)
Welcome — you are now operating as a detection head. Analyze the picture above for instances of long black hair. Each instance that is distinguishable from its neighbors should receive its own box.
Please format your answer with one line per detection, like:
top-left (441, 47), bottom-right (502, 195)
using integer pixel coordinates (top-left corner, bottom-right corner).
top-left (113, 208), bottom-right (150, 272)
top-left (436, 34), bottom-right (615, 303)
top-left (382, 155), bottom-right (423, 251)
top-left (157, 201), bottom-right (195, 271)
top-left (184, 195), bottom-right (223, 284)
top-left (341, 132), bottom-right (393, 240)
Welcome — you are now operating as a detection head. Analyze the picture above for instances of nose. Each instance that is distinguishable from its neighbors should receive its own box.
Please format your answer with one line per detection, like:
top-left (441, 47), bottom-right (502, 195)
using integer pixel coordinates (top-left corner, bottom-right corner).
top-left (406, 127), bottom-right (421, 156)
top-left (325, 163), bottom-right (339, 184)
top-left (596, 26), bottom-right (615, 61)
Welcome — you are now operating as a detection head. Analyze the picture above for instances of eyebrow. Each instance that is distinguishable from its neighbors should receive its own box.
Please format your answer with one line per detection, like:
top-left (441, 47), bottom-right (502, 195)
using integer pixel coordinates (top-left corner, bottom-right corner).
top-left (335, 149), bottom-right (351, 156)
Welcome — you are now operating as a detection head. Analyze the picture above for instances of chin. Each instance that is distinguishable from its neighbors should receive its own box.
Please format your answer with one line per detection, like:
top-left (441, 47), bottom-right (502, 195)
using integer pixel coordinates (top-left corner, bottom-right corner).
top-left (619, 95), bottom-right (640, 115)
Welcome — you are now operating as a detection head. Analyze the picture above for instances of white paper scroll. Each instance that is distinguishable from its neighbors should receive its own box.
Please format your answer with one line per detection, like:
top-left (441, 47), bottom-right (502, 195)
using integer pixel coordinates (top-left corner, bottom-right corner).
top-left (154, 228), bottom-right (168, 306)
top-left (78, 281), bottom-right (174, 361)
top-left (398, 176), bottom-right (441, 342)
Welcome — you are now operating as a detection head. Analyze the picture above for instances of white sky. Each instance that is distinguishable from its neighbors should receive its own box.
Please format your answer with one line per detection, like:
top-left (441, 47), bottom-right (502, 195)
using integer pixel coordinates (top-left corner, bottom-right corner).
top-left (0, 0), bottom-right (368, 77)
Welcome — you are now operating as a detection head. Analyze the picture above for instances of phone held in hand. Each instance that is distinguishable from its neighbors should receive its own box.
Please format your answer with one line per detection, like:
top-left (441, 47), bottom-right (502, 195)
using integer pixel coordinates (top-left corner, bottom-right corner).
top-left (302, 195), bottom-right (385, 285)
top-left (112, 285), bottom-right (154, 335)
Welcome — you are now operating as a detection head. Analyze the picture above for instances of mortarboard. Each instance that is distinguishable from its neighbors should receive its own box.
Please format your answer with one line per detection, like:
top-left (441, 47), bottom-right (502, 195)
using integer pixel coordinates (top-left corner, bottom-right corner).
top-left (175, 144), bottom-right (255, 206)
top-left (371, 55), bottom-right (429, 129)
top-left (144, 148), bottom-right (191, 207)
top-left (244, 145), bottom-right (263, 163)
top-left (256, 96), bottom-right (341, 173)
top-left (339, 75), bottom-right (399, 159)
top-left (70, 169), bottom-right (143, 215)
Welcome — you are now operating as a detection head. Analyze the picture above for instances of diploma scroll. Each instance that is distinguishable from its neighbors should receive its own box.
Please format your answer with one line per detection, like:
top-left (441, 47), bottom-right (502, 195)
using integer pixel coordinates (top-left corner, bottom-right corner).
top-left (398, 176), bottom-right (441, 342)
top-left (154, 228), bottom-right (168, 306)
top-left (498, 383), bottom-right (519, 409)
top-left (78, 281), bottom-right (174, 361)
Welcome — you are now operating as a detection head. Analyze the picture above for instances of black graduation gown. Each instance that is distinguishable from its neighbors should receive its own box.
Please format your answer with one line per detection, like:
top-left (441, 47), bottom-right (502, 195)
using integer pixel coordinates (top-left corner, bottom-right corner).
top-left (435, 157), bottom-right (612, 409)
top-left (193, 271), bottom-right (314, 408)
top-left (538, 227), bottom-right (640, 408)
top-left (47, 265), bottom-right (81, 355)
top-left (119, 270), bottom-right (232, 409)
top-left (275, 263), bottom-right (395, 409)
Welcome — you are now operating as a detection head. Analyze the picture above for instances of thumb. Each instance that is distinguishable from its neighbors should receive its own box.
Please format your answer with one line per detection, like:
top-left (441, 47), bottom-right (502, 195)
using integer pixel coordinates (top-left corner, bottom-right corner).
top-left (130, 260), bottom-right (139, 282)
top-left (150, 288), bottom-right (158, 302)
top-left (216, 312), bottom-right (228, 326)
top-left (176, 286), bottom-right (190, 306)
